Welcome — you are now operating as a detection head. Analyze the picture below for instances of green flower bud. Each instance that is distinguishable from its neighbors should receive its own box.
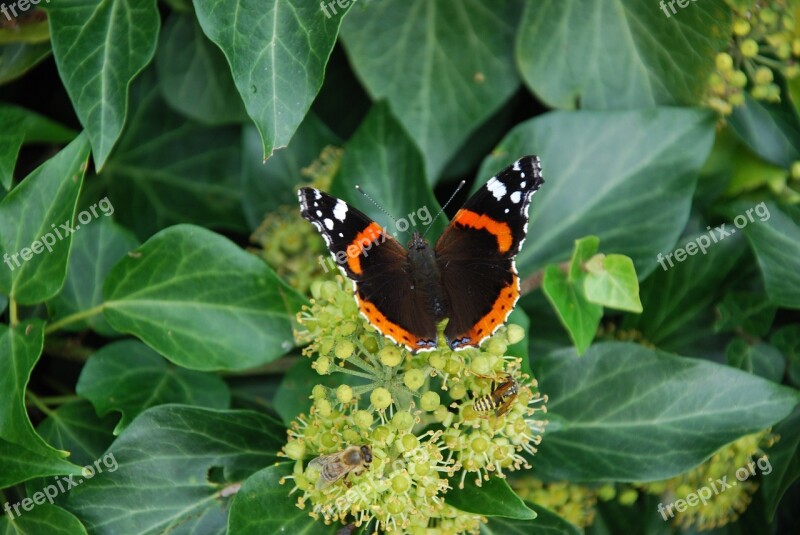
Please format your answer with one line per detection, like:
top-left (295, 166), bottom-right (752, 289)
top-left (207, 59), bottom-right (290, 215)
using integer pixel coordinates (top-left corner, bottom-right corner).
top-left (740, 39), bottom-right (759, 58)
top-left (754, 66), bottom-right (773, 85)
top-left (486, 338), bottom-right (507, 356)
top-left (470, 355), bottom-right (491, 376)
top-left (449, 382), bottom-right (468, 400)
top-left (471, 436), bottom-right (489, 454)
top-left (618, 488), bottom-right (638, 506)
top-left (791, 161), bottom-right (800, 180)
top-left (715, 52), bottom-right (733, 71)
top-left (420, 391), bottom-right (440, 412)
top-left (354, 410), bottom-right (373, 429)
top-left (400, 433), bottom-right (420, 452)
top-left (403, 369), bottom-right (426, 391)
top-left (335, 340), bottom-right (355, 360)
top-left (428, 351), bottom-right (447, 370)
top-left (730, 70), bottom-right (747, 88)
top-left (732, 19), bottom-right (750, 36)
top-left (336, 384), bottom-right (354, 403)
top-left (311, 384), bottom-right (327, 399)
top-left (506, 323), bottom-right (525, 344)
top-left (379, 345), bottom-right (403, 367)
top-left (392, 411), bottom-right (415, 431)
top-left (315, 399), bottom-right (333, 417)
top-left (284, 440), bottom-right (306, 460)
top-left (314, 356), bottom-right (331, 375)
top-left (370, 387), bottom-right (393, 410)
top-left (597, 484), bottom-right (616, 501)
top-left (392, 473), bottom-right (411, 493)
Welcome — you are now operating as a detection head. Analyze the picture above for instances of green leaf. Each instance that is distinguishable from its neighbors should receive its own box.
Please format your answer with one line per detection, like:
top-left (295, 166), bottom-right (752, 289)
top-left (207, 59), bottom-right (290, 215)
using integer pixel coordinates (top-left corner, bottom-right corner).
top-left (341, 0), bottom-right (522, 181)
top-left (0, 102), bottom-right (76, 190)
top-left (531, 342), bottom-right (800, 481)
top-left (568, 235), bottom-right (599, 281)
top-left (0, 504), bottom-right (88, 535)
top-left (0, 321), bottom-right (80, 487)
top-left (622, 231), bottom-right (746, 354)
top-left (729, 202), bottom-right (800, 308)
top-left (0, 133), bottom-right (91, 304)
top-left (331, 103), bottom-right (445, 237)
top-left (542, 264), bottom-right (602, 355)
top-left (241, 113), bottom-right (340, 229)
top-left (507, 307), bottom-right (532, 378)
top-left (476, 108), bottom-right (716, 279)
top-left (229, 462), bottom-right (338, 534)
top-left (102, 224), bottom-right (306, 371)
top-left (725, 339), bottom-right (785, 383)
top-left (516, 0), bottom-right (731, 109)
top-left (715, 292), bottom-right (777, 337)
top-left (584, 254), bottom-right (642, 313)
top-left (0, 42), bottom-right (52, 85)
top-left (36, 401), bottom-right (116, 467)
top-left (155, 13), bottom-right (247, 125)
top-left (194, 0), bottom-right (347, 159)
top-left (103, 70), bottom-right (247, 240)
top-left (44, 0), bottom-right (160, 169)
top-left (77, 340), bottom-right (231, 433)
top-left (481, 502), bottom-right (581, 535)
top-left (761, 406), bottom-right (800, 519)
top-left (47, 217), bottom-right (139, 336)
top-left (772, 325), bottom-right (800, 388)
top-left (728, 92), bottom-right (800, 168)
top-left (445, 474), bottom-right (536, 520)
top-left (60, 405), bottom-right (284, 535)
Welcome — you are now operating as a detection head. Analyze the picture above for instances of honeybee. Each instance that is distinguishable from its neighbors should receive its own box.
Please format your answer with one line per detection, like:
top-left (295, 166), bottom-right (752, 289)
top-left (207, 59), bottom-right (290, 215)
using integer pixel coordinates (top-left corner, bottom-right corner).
top-left (308, 445), bottom-right (373, 489)
top-left (472, 375), bottom-right (519, 417)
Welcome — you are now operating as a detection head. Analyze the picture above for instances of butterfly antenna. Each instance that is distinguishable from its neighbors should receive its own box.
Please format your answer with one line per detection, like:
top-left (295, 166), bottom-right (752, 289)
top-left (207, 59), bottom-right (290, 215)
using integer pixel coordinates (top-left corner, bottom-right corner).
top-left (422, 180), bottom-right (466, 239)
top-left (355, 185), bottom-right (399, 226)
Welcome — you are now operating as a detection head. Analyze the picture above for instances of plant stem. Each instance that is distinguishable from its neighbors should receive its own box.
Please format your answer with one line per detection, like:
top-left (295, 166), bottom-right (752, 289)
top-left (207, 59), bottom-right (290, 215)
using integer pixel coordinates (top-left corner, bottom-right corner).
top-left (26, 391), bottom-right (54, 417)
top-left (9, 298), bottom-right (18, 327)
top-left (36, 395), bottom-right (80, 406)
top-left (44, 304), bottom-right (105, 334)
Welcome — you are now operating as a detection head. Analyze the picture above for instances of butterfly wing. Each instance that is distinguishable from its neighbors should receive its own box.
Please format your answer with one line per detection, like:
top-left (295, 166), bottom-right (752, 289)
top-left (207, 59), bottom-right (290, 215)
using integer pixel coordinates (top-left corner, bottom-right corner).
top-left (435, 156), bottom-right (544, 350)
top-left (298, 188), bottom-right (438, 352)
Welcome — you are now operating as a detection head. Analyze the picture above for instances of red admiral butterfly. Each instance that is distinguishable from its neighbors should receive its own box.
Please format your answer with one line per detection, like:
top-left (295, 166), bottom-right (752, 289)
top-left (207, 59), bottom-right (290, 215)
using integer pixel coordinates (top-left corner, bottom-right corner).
top-left (298, 155), bottom-right (544, 353)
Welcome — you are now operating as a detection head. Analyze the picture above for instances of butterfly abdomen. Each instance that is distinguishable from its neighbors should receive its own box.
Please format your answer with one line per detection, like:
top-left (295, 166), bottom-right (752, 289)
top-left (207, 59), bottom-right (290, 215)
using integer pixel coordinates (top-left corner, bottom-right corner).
top-left (407, 232), bottom-right (449, 320)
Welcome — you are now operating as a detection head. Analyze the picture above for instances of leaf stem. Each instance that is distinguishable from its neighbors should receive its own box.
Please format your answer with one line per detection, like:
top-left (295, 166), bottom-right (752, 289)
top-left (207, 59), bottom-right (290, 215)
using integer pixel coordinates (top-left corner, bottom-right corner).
top-left (36, 395), bottom-right (80, 406)
top-left (26, 391), bottom-right (55, 417)
top-left (44, 304), bottom-right (105, 334)
top-left (9, 297), bottom-right (18, 327)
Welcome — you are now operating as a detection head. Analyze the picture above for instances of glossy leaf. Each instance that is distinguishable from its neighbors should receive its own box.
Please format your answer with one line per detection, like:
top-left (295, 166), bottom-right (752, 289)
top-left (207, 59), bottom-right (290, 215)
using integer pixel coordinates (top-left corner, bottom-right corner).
top-left (725, 339), bottom-right (785, 383)
top-left (60, 405), bottom-right (285, 534)
top-left (728, 92), bottom-right (800, 168)
top-left (583, 254), bottom-right (642, 313)
top-left (480, 502), bottom-right (581, 535)
top-left (0, 321), bottom-right (80, 487)
top-left (45, 0), bottom-right (160, 169)
top-left (194, 0), bottom-right (348, 158)
top-left (331, 103), bottom-right (445, 238)
top-left (445, 475), bottom-right (536, 520)
top-left (0, 42), bottom-right (51, 85)
top-left (0, 133), bottom-right (90, 304)
top-left (0, 504), bottom-right (88, 535)
top-left (76, 340), bottom-right (231, 433)
top-left (341, 0), bottom-right (522, 181)
top-left (516, 0), bottom-right (731, 109)
top-left (103, 224), bottom-right (306, 371)
top-left (715, 292), bottom-right (776, 337)
top-left (531, 342), bottom-right (800, 482)
top-left (542, 263), bottom-right (601, 355)
top-left (47, 217), bottom-right (139, 336)
top-left (476, 108), bottom-right (716, 279)
top-left (35, 401), bottom-right (116, 468)
top-left (761, 407), bottom-right (800, 519)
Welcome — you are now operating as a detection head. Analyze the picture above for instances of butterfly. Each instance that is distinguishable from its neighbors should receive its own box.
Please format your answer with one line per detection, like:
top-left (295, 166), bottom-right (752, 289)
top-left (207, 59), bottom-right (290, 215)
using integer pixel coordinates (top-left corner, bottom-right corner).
top-left (298, 156), bottom-right (544, 353)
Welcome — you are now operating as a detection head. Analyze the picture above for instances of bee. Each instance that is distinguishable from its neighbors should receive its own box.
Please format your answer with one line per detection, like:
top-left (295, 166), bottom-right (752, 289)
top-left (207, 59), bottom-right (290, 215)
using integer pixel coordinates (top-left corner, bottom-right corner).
top-left (472, 375), bottom-right (519, 417)
top-left (308, 445), bottom-right (373, 489)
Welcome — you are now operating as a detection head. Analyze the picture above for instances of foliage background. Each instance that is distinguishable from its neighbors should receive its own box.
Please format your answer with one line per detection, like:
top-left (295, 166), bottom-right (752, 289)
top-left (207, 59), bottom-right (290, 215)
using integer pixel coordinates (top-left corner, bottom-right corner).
top-left (0, 0), bottom-right (799, 533)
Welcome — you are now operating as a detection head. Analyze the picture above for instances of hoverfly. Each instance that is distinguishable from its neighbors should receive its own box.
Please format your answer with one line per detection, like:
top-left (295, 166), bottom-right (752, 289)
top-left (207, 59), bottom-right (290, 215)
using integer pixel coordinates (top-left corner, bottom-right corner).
top-left (472, 375), bottom-right (519, 417)
top-left (308, 445), bottom-right (373, 489)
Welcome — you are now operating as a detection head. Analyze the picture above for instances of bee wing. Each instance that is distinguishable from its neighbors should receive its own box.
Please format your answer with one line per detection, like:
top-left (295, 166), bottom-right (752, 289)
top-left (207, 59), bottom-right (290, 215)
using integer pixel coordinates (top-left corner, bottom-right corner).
top-left (308, 453), bottom-right (346, 489)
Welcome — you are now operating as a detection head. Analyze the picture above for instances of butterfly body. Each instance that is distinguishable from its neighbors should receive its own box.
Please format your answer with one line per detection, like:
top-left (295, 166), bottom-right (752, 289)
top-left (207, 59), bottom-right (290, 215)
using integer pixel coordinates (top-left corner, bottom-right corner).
top-left (298, 155), bottom-right (544, 353)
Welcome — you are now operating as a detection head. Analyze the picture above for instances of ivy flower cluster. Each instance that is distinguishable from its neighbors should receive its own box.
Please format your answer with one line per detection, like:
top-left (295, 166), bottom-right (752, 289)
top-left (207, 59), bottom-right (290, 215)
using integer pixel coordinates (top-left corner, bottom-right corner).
top-left (707, 0), bottom-right (800, 115)
top-left (280, 277), bottom-right (548, 533)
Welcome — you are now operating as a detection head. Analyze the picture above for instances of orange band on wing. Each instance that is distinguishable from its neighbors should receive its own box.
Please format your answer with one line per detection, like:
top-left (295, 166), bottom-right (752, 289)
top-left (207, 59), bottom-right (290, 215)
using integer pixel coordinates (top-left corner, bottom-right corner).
top-left (346, 222), bottom-right (384, 275)
top-left (453, 209), bottom-right (513, 253)
top-left (454, 275), bottom-right (519, 348)
top-left (356, 293), bottom-right (435, 352)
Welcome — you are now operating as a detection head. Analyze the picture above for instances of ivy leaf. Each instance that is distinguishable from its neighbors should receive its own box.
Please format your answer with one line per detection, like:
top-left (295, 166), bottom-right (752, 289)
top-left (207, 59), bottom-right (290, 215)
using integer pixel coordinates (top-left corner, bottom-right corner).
top-left (583, 254), bottom-right (642, 313)
top-left (516, 0), bottom-right (731, 109)
top-left (715, 292), bottom-right (777, 337)
top-left (481, 502), bottom-right (581, 534)
top-left (35, 401), bottom-right (117, 468)
top-left (542, 263), bottom-right (602, 355)
top-left (46, 217), bottom-right (139, 337)
top-left (0, 504), bottom-right (88, 535)
top-left (531, 342), bottom-right (800, 481)
top-left (0, 42), bottom-right (52, 85)
top-left (155, 13), bottom-right (247, 125)
top-left (445, 474), bottom-right (536, 520)
top-left (44, 0), bottom-right (160, 169)
top-left (60, 405), bottom-right (285, 535)
top-left (729, 202), bottom-right (800, 308)
top-left (0, 133), bottom-right (91, 304)
top-left (103, 70), bottom-right (247, 240)
top-left (331, 103), bottom-right (445, 238)
top-left (728, 92), bottom-right (800, 168)
top-left (194, 0), bottom-right (348, 159)
top-left (0, 102), bottom-right (75, 190)
top-left (476, 108), bottom-right (715, 279)
top-left (341, 0), bottom-right (522, 181)
top-left (76, 340), bottom-right (232, 433)
top-left (725, 339), bottom-right (785, 383)
top-left (103, 224), bottom-right (306, 371)
top-left (761, 407), bottom-right (800, 519)
top-left (0, 321), bottom-right (81, 488)
top-left (772, 326), bottom-right (800, 388)
top-left (228, 463), bottom-right (339, 534)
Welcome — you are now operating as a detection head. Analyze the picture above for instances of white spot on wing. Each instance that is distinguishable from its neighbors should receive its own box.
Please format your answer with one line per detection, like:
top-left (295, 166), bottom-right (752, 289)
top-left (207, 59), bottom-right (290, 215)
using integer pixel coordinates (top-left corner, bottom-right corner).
top-left (520, 181), bottom-right (526, 188)
top-left (333, 200), bottom-right (348, 222)
top-left (324, 218), bottom-right (334, 230)
top-left (314, 189), bottom-right (322, 200)
top-left (487, 177), bottom-right (506, 200)
top-left (510, 191), bottom-right (522, 204)
top-left (316, 210), bottom-right (322, 217)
